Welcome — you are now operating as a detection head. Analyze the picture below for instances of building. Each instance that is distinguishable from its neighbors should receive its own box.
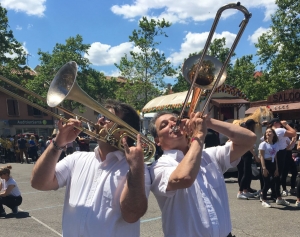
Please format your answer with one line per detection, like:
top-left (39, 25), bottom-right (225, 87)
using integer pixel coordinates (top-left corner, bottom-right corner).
top-left (0, 67), bottom-right (129, 137)
top-left (141, 84), bottom-right (250, 132)
top-left (0, 90), bottom-right (55, 137)
top-left (245, 89), bottom-right (300, 121)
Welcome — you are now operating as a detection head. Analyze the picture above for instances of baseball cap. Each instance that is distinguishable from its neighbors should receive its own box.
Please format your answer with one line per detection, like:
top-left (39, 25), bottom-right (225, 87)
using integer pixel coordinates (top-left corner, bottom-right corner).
top-left (268, 117), bottom-right (280, 125)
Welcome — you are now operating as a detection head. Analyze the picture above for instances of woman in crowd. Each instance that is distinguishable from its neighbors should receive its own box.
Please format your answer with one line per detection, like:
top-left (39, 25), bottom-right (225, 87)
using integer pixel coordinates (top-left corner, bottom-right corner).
top-left (0, 165), bottom-right (22, 217)
top-left (259, 128), bottom-right (290, 207)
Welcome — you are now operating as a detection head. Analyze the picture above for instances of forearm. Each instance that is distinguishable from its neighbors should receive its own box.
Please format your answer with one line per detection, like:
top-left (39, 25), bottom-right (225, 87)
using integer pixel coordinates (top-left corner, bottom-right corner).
top-left (120, 165), bottom-right (147, 223)
top-left (207, 118), bottom-right (256, 146)
top-left (260, 157), bottom-right (266, 169)
top-left (168, 135), bottom-right (204, 189)
top-left (31, 142), bottom-right (61, 190)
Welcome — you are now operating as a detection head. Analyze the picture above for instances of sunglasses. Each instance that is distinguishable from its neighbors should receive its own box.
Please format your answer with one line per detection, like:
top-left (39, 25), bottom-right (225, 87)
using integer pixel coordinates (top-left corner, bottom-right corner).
top-left (97, 114), bottom-right (112, 123)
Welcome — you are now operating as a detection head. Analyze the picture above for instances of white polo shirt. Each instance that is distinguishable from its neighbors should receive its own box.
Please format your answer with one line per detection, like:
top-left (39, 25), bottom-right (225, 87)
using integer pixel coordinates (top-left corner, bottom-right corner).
top-left (150, 142), bottom-right (238, 237)
top-left (55, 147), bottom-right (151, 237)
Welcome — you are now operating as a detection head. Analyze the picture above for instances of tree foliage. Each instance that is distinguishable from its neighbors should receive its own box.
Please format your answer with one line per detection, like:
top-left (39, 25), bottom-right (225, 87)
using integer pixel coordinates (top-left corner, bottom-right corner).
top-left (114, 17), bottom-right (177, 110)
top-left (0, 4), bottom-right (27, 82)
top-left (26, 35), bottom-right (118, 111)
top-left (255, 0), bottom-right (300, 89)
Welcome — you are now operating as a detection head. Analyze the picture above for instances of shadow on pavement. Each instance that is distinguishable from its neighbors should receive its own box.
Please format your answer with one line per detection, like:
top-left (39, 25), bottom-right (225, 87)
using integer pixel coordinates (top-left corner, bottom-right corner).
top-left (4, 211), bottom-right (30, 219)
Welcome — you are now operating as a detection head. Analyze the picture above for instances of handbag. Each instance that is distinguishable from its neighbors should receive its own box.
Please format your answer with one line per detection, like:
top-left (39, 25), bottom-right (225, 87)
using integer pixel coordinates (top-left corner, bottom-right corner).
top-left (251, 163), bottom-right (260, 177)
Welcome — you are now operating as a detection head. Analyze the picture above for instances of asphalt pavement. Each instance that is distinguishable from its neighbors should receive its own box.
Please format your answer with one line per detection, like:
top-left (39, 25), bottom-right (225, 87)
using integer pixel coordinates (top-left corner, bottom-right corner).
top-left (0, 163), bottom-right (299, 237)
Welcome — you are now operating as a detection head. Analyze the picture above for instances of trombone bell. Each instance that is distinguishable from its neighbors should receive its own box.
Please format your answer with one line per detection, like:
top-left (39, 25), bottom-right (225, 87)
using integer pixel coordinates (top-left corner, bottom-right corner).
top-left (47, 61), bottom-right (78, 107)
top-left (182, 54), bottom-right (227, 90)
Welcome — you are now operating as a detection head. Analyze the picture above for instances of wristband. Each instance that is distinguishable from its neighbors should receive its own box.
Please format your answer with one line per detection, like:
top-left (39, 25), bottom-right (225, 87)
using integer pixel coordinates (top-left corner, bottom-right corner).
top-left (52, 139), bottom-right (65, 151)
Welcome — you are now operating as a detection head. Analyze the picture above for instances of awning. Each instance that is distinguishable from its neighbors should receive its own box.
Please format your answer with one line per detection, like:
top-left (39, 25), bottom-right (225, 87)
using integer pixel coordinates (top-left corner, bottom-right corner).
top-left (211, 98), bottom-right (250, 107)
top-left (245, 102), bottom-right (300, 114)
top-left (142, 91), bottom-right (192, 113)
top-left (142, 84), bottom-right (249, 113)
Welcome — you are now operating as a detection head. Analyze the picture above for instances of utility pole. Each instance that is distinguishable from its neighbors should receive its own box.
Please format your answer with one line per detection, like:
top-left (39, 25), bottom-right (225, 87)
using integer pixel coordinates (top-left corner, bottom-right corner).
top-left (26, 54), bottom-right (32, 65)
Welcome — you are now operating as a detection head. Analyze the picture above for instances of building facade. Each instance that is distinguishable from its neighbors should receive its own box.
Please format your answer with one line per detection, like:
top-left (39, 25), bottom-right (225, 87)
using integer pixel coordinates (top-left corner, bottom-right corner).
top-left (0, 90), bottom-right (55, 137)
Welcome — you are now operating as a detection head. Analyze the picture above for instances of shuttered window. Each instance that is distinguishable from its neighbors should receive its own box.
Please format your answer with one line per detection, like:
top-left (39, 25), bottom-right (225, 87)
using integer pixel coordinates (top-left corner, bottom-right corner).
top-left (7, 99), bottom-right (19, 116)
top-left (27, 105), bottom-right (46, 116)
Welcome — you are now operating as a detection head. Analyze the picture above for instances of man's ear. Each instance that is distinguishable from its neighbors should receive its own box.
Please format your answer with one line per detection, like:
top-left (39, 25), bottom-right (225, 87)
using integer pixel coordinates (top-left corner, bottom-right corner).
top-left (154, 137), bottom-right (160, 146)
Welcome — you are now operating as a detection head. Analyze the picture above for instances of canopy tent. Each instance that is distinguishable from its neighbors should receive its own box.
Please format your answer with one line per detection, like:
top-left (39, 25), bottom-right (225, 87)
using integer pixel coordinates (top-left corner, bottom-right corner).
top-left (142, 91), bottom-right (192, 113)
top-left (142, 84), bottom-right (248, 113)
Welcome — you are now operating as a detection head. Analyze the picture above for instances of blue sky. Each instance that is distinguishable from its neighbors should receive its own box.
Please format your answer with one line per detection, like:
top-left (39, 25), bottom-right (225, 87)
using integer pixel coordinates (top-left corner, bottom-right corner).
top-left (2, 0), bottom-right (277, 85)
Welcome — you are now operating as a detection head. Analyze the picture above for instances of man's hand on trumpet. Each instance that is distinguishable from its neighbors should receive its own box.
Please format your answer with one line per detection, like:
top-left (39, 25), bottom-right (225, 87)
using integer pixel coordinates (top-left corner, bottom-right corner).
top-left (188, 112), bottom-right (208, 138)
top-left (55, 118), bottom-right (82, 148)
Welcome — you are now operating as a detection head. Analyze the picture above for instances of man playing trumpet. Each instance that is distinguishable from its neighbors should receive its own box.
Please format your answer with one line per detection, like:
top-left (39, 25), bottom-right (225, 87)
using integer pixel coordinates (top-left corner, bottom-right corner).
top-left (31, 100), bottom-right (150, 237)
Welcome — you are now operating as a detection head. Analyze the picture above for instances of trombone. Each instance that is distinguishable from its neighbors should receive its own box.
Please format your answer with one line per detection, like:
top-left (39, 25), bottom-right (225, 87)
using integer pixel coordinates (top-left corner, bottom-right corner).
top-left (0, 62), bottom-right (156, 161)
top-left (174, 2), bottom-right (251, 130)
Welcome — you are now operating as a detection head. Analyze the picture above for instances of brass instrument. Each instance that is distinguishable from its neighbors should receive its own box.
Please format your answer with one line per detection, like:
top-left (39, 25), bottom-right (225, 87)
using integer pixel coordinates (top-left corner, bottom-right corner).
top-left (0, 62), bottom-right (156, 161)
top-left (175, 2), bottom-right (251, 130)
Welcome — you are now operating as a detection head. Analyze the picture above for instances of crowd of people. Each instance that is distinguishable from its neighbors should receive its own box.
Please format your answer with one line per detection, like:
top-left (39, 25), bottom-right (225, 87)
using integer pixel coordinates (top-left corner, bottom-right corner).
top-left (0, 133), bottom-right (92, 164)
top-left (0, 99), bottom-right (300, 237)
top-left (235, 117), bottom-right (300, 208)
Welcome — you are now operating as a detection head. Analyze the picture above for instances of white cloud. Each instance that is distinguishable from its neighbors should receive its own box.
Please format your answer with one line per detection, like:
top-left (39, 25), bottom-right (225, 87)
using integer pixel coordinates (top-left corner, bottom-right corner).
top-left (27, 24), bottom-right (33, 29)
top-left (168, 31), bottom-right (237, 65)
top-left (4, 42), bottom-right (28, 59)
top-left (16, 25), bottom-right (22, 30)
top-left (100, 69), bottom-right (121, 77)
top-left (248, 27), bottom-right (269, 44)
top-left (85, 42), bottom-right (134, 66)
top-left (111, 0), bottom-right (277, 24)
top-left (0, 0), bottom-right (46, 17)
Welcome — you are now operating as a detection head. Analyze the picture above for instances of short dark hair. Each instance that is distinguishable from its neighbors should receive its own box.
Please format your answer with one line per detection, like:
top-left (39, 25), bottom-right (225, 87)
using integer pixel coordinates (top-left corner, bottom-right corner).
top-left (268, 117), bottom-right (280, 126)
top-left (149, 111), bottom-right (178, 138)
top-left (105, 99), bottom-right (140, 147)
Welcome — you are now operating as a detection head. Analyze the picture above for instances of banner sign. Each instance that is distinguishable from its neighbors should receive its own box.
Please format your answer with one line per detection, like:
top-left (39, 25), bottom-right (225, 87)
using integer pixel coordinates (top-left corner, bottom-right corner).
top-left (8, 120), bottom-right (54, 126)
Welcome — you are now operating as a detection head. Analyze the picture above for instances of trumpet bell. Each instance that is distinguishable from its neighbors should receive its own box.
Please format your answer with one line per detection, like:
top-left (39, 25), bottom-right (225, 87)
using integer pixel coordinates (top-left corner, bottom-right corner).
top-left (47, 61), bottom-right (78, 107)
top-left (182, 54), bottom-right (227, 90)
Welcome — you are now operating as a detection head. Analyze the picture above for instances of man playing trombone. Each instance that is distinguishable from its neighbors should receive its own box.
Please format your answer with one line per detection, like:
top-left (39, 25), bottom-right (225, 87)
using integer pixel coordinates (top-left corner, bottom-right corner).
top-left (148, 111), bottom-right (256, 237)
top-left (31, 100), bottom-right (150, 237)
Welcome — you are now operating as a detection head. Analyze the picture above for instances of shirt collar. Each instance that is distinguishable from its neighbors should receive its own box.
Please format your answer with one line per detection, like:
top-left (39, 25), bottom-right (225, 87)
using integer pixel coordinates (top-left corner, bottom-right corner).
top-left (94, 146), bottom-right (125, 161)
top-left (163, 149), bottom-right (185, 162)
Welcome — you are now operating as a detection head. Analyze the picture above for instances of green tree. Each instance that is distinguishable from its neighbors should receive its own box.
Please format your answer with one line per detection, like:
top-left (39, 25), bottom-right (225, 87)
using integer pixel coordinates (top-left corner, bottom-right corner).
top-left (26, 35), bottom-right (118, 112)
top-left (0, 4), bottom-right (27, 81)
top-left (230, 55), bottom-right (266, 101)
top-left (114, 17), bottom-right (177, 110)
top-left (255, 0), bottom-right (300, 89)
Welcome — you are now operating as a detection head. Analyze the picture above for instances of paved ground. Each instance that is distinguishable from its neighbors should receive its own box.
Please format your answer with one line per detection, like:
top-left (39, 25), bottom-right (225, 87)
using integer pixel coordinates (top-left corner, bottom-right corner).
top-left (0, 163), bottom-right (299, 237)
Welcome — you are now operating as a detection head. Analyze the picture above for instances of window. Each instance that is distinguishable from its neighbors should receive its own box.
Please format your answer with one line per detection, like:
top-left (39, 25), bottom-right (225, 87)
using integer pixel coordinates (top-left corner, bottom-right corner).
top-left (7, 99), bottom-right (19, 116)
top-left (27, 105), bottom-right (47, 117)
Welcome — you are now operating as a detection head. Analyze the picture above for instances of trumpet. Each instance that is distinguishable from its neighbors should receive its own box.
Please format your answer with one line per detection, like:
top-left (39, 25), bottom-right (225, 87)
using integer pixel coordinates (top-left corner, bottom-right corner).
top-left (0, 62), bottom-right (156, 161)
top-left (174, 2), bottom-right (251, 130)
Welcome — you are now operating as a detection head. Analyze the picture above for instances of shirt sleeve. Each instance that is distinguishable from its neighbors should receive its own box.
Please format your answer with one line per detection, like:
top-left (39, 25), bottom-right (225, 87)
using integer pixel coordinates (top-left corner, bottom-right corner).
top-left (276, 128), bottom-right (286, 139)
top-left (55, 155), bottom-right (75, 188)
top-left (149, 157), bottom-right (177, 198)
top-left (258, 141), bottom-right (265, 151)
top-left (144, 165), bottom-right (151, 197)
top-left (204, 142), bottom-right (233, 173)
